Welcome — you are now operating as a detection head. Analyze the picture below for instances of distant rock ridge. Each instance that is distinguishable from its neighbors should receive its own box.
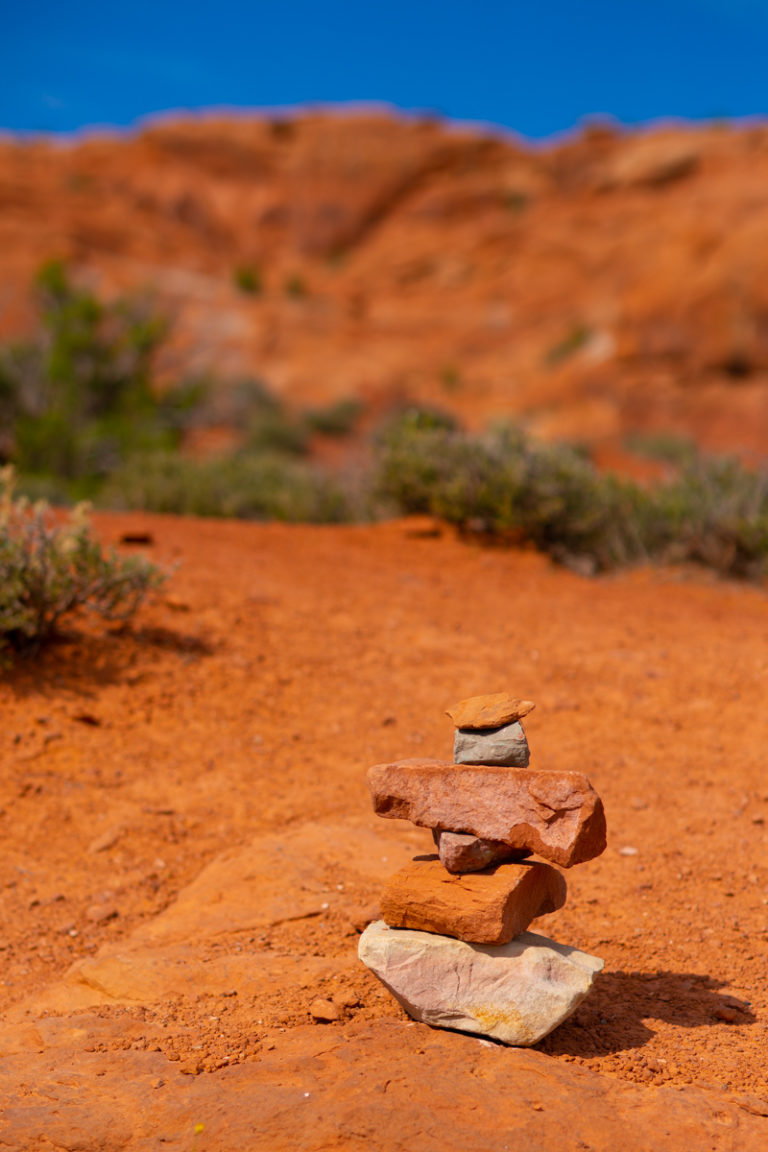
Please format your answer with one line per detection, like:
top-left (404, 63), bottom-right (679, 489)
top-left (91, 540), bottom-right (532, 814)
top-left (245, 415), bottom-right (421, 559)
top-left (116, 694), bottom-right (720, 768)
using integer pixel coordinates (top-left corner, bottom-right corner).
top-left (2, 112), bottom-right (768, 459)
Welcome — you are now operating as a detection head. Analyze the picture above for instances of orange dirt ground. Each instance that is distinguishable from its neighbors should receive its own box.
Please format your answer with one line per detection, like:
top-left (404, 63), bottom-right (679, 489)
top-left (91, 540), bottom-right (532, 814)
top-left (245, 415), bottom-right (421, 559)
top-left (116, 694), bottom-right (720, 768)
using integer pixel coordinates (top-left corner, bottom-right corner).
top-left (1, 512), bottom-right (767, 1149)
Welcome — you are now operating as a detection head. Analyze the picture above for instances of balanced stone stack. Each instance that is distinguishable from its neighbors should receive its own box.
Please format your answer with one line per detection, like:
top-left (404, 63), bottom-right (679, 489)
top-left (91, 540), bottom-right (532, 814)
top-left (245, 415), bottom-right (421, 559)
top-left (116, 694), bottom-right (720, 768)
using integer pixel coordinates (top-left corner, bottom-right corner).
top-left (358, 692), bottom-right (607, 1046)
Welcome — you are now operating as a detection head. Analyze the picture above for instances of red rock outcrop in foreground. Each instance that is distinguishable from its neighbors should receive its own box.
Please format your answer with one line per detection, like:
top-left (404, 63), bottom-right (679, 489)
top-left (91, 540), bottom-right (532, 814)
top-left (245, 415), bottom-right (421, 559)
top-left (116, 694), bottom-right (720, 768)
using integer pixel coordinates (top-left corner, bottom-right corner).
top-left (1, 514), bottom-right (767, 1147)
top-left (3, 113), bottom-right (768, 460)
top-left (368, 759), bottom-right (607, 866)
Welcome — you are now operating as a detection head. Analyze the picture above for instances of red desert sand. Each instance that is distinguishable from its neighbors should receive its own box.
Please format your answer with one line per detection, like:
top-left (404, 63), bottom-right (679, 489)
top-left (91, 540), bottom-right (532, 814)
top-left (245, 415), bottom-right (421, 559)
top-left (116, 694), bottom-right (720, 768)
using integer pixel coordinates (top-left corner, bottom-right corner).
top-left (1, 513), bottom-right (767, 1148)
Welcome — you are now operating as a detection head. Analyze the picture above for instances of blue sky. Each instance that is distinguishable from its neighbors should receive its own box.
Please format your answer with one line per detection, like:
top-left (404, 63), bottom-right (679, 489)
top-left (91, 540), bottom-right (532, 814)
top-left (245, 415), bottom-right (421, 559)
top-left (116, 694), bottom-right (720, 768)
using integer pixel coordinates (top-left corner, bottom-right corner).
top-left (3, 0), bottom-right (767, 138)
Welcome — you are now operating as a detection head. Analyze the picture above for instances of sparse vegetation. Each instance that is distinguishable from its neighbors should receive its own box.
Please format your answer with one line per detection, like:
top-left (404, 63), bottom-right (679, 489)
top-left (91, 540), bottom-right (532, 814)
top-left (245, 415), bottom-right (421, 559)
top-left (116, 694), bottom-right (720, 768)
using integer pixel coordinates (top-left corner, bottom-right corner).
top-left (304, 398), bottom-right (362, 437)
top-left (4, 264), bottom-right (768, 584)
top-left (440, 365), bottom-right (462, 392)
top-left (625, 431), bottom-right (698, 467)
top-left (0, 468), bottom-right (165, 662)
top-left (544, 323), bottom-right (592, 366)
top-left (102, 451), bottom-right (351, 523)
top-left (233, 263), bottom-right (263, 296)
top-left (504, 190), bottom-right (529, 213)
top-left (372, 411), bottom-right (768, 580)
top-left (0, 261), bottom-right (201, 500)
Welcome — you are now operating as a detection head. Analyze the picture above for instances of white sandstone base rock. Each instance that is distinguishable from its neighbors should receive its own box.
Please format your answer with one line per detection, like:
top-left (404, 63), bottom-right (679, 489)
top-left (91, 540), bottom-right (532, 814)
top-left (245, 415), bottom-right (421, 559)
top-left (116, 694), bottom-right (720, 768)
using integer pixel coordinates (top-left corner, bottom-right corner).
top-left (358, 920), bottom-right (602, 1046)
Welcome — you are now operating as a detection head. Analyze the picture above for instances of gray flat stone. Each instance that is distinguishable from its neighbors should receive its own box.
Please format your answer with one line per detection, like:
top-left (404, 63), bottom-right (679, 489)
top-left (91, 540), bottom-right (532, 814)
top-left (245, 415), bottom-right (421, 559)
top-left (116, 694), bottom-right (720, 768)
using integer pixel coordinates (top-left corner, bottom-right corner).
top-left (358, 920), bottom-right (602, 1046)
top-left (432, 830), bottom-right (531, 873)
top-left (454, 721), bottom-right (530, 767)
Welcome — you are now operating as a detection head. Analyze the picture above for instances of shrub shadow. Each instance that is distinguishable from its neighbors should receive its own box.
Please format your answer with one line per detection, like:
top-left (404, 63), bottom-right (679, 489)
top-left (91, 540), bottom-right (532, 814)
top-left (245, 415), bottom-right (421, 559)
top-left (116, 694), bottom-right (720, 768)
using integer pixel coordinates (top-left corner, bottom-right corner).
top-left (3, 624), bottom-right (213, 700)
top-left (536, 969), bottom-right (756, 1058)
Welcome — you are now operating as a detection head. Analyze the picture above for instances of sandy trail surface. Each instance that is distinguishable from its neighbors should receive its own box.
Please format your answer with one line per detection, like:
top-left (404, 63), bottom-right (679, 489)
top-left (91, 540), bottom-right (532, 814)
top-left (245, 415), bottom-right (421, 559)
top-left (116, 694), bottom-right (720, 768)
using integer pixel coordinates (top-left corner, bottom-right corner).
top-left (1, 514), bottom-right (767, 1149)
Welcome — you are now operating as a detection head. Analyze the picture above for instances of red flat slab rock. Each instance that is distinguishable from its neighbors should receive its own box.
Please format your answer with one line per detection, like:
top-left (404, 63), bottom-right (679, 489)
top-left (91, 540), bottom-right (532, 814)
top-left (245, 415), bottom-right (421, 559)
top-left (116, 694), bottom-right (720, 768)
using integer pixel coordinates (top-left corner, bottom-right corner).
top-left (367, 759), bottom-right (607, 868)
top-left (446, 693), bottom-right (535, 730)
top-left (380, 856), bottom-right (566, 944)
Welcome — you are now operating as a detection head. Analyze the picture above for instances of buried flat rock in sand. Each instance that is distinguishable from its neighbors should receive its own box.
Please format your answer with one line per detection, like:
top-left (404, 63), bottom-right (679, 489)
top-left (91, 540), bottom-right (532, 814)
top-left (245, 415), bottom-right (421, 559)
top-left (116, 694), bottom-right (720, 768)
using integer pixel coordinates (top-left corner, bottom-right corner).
top-left (368, 760), bottom-right (606, 868)
top-left (380, 856), bottom-right (566, 944)
top-left (359, 920), bottom-right (603, 1045)
top-left (454, 720), bottom-right (530, 767)
top-left (433, 829), bottom-right (531, 873)
top-left (446, 693), bottom-right (535, 730)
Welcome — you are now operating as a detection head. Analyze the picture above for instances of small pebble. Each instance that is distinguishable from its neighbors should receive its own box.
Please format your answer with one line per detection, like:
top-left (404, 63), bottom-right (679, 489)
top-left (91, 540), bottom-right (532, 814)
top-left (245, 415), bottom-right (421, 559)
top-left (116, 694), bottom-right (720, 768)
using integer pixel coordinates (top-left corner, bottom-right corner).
top-left (332, 988), bottom-right (360, 1009)
top-left (309, 998), bottom-right (340, 1022)
top-left (85, 904), bottom-right (118, 924)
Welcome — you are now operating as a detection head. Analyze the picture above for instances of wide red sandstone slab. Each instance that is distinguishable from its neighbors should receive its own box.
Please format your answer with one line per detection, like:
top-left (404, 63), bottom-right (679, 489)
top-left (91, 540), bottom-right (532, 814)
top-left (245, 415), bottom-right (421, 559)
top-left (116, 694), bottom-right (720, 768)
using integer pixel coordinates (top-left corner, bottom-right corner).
top-left (380, 856), bottom-right (566, 944)
top-left (367, 759), bottom-right (606, 868)
top-left (446, 693), bottom-right (535, 730)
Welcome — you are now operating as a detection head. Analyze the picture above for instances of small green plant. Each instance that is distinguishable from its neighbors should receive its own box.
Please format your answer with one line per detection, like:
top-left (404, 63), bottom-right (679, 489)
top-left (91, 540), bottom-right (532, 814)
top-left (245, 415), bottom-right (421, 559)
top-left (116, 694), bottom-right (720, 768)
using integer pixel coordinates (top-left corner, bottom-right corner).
top-left (304, 398), bottom-right (362, 437)
top-left (544, 323), bottom-right (592, 366)
top-left (0, 261), bottom-right (199, 498)
top-left (440, 365), bottom-right (462, 393)
top-left (625, 431), bottom-right (698, 468)
top-left (504, 190), bottom-right (529, 213)
top-left (0, 468), bottom-right (165, 662)
top-left (102, 452), bottom-right (351, 523)
top-left (245, 408), bottom-right (310, 456)
top-left (233, 264), bottom-right (263, 296)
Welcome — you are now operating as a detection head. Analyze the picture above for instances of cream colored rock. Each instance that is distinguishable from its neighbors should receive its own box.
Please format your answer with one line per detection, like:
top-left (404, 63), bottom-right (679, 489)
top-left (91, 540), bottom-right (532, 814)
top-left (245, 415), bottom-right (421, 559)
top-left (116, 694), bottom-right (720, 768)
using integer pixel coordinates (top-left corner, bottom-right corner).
top-left (359, 921), bottom-right (602, 1046)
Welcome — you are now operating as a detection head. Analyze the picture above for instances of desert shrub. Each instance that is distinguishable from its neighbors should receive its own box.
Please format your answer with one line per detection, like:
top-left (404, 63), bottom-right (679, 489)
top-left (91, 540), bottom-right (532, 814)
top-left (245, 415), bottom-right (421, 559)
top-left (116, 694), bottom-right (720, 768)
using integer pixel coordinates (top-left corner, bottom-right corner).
top-left (0, 468), bottom-right (165, 661)
top-left (233, 264), bottom-right (263, 296)
top-left (373, 406), bottom-right (466, 516)
top-left (0, 262), bottom-right (200, 497)
top-left (651, 454), bottom-right (768, 578)
top-left (372, 417), bottom-right (768, 578)
top-left (244, 409), bottom-right (310, 456)
top-left (504, 190), bottom-right (530, 213)
top-left (625, 431), bottom-right (698, 468)
top-left (507, 435), bottom-right (651, 571)
top-left (303, 398), bottom-right (362, 437)
top-left (544, 323), bottom-right (592, 366)
top-left (101, 452), bottom-right (351, 523)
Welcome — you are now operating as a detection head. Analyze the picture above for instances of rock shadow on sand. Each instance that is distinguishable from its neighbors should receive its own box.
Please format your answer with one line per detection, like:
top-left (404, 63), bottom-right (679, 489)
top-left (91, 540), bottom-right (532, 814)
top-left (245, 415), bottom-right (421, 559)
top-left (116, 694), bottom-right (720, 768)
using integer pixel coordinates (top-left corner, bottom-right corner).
top-left (536, 969), bottom-right (756, 1058)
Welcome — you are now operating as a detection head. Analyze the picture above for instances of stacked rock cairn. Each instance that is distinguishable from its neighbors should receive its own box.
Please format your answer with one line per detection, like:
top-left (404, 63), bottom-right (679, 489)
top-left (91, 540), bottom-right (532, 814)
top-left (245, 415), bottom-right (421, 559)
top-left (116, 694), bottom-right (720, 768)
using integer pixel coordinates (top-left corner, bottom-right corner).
top-left (358, 692), bottom-right (608, 1045)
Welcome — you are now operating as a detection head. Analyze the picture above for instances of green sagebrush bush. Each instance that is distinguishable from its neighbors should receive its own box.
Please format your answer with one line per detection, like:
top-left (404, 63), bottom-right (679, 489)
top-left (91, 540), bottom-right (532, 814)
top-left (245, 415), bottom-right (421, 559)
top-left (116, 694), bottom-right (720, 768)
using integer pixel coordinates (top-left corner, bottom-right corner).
top-left (0, 262), bottom-right (201, 498)
top-left (303, 398), bottom-right (362, 438)
top-left (650, 454), bottom-right (768, 579)
top-left (0, 468), bottom-right (165, 661)
top-left (372, 410), bottom-right (768, 579)
top-left (101, 451), bottom-right (351, 523)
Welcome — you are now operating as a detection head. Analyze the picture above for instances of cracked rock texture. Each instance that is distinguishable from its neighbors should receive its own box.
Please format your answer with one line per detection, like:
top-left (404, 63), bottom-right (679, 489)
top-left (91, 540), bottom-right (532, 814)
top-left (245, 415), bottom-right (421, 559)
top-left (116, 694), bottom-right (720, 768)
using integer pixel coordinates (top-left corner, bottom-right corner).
top-left (368, 759), bottom-right (607, 867)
